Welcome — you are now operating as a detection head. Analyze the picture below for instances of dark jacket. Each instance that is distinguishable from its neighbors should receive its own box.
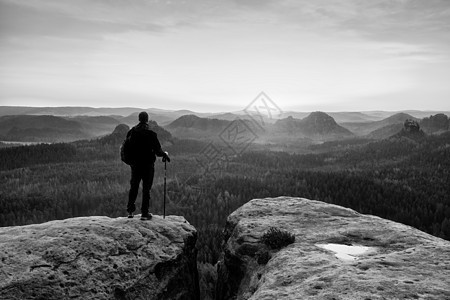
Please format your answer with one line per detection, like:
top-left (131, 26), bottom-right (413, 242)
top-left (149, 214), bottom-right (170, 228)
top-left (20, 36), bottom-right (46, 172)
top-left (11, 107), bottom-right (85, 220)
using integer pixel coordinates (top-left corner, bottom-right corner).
top-left (127, 122), bottom-right (165, 165)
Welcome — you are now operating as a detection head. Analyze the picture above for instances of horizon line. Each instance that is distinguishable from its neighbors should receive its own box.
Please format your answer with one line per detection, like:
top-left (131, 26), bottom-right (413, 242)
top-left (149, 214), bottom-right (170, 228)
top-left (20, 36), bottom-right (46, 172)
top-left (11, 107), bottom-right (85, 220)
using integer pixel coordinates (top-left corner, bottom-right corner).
top-left (1, 105), bottom-right (450, 114)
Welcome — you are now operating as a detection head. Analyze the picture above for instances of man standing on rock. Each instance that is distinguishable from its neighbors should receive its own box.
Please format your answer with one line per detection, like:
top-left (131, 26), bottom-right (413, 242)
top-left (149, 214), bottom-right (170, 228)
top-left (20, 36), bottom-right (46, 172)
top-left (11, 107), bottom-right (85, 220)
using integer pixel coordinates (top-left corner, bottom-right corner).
top-left (127, 111), bottom-right (170, 220)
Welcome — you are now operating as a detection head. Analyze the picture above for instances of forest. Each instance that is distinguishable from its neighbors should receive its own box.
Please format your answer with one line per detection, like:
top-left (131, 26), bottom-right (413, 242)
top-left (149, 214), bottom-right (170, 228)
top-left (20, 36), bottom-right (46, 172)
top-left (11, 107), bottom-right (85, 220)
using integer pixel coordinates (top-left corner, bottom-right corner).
top-left (1, 131), bottom-right (450, 299)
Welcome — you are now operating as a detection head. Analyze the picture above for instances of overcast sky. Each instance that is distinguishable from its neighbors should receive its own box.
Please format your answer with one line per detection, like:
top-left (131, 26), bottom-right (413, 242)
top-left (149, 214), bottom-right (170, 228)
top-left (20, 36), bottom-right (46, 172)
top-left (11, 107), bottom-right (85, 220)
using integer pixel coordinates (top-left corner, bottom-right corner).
top-left (0, 0), bottom-right (449, 112)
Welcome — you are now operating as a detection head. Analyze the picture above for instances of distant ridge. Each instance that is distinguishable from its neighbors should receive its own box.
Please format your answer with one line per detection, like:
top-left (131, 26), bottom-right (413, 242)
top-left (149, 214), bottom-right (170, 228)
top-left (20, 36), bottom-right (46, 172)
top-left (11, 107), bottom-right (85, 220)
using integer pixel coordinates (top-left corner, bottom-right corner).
top-left (0, 115), bottom-right (86, 142)
top-left (280, 111), bottom-right (382, 123)
top-left (367, 113), bottom-right (450, 140)
top-left (421, 114), bottom-right (449, 134)
top-left (0, 115), bottom-right (122, 142)
top-left (165, 115), bottom-right (232, 140)
top-left (273, 112), bottom-right (353, 140)
top-left (97, 121), bottom-right (172, 145)
top-left (366, 123), bottom-right (404, 140)
top-left (0, 106), bottom-right (143, 117)
top-left (118, 112), bottom-right (174, 127)
top-left (2, 106), bottom-right (449, 120)
top-left (1, 106), bottom-right (449, 144)
top-left (341, 113), bottom-right (419, 137)
top-left (165, 112), bottom-right (354, 142)
top-left (166, 115), bottom-right (230, 130)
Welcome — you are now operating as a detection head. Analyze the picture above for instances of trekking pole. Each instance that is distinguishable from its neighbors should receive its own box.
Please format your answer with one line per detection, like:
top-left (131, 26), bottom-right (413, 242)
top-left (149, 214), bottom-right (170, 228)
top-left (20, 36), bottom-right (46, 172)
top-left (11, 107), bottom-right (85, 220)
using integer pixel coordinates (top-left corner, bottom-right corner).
top-left (163, 158), bottom-right (167, 219)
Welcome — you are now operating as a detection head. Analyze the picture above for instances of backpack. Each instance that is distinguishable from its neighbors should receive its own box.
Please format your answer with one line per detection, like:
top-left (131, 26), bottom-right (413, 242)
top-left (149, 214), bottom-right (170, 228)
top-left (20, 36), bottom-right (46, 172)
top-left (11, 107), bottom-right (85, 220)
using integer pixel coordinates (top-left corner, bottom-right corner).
top-left (120, 129), bottom-right (135, 165)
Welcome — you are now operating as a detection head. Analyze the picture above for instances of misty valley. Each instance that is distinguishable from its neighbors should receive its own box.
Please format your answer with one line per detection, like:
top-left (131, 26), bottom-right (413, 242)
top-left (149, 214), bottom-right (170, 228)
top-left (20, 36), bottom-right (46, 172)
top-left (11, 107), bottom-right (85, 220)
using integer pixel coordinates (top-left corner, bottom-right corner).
top-left (1, 107), bottom-right (449, 299)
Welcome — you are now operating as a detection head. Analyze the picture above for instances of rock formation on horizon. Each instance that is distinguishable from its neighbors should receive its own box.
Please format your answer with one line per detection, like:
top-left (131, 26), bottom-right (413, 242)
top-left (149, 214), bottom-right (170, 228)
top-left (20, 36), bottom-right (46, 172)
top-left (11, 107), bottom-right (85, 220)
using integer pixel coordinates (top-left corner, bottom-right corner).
top-left (216, 197), bottom-right (450, 300)
top-left (390, 119), bottom-right (425, 140)
top-left (0, 215), bottom-right (199, 300)
top-left (98, 123), bottom-right (130, 145)
top-left (403, 119), bottom-right (421, 133)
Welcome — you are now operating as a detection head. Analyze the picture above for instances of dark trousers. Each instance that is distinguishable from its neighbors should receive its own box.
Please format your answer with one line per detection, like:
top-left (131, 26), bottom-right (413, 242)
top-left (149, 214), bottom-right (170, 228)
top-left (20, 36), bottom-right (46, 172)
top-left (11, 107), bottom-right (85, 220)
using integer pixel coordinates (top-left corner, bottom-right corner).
top-left (128, 163), bottom-right (155, 215)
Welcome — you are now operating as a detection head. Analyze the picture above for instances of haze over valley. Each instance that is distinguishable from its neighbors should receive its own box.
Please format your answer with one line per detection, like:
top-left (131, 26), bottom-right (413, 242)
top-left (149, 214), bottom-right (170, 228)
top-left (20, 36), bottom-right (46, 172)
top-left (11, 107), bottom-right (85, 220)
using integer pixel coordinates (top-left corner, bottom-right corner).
top-left (1, 106), bottom-right (449, 143)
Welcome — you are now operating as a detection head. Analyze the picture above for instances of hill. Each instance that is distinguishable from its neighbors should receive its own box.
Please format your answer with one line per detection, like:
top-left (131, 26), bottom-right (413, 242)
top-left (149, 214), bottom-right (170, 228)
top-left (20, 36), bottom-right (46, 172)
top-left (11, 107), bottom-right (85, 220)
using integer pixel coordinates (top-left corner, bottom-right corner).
top-left (0, 115), bottom-right (128, 142)
top-left (167, 115), bottom-right (229, 130)
top-left (341, 113), bottom-right (419, 137)
top-left (0, 114), bottom-right (174, 143)
top-left (166, 112), bottom-right (356, 143)
top-left (366, 123), bottom-right (404, 140)
top-left (300, 111), bottom-right (354, 137)
top-left (0, 106), bottom-right (145, 117)
top-left (67, 115), bottom-right (120, 136)
top-left (165, 115), bottom-right (232, 140)
top-left (421, 113), bottom-right (449, 134)
top-left (98, 121), bottom-right (173, 146)
top-left (207, 112), bottom-right (241, 121)
top-left (207, 112), bottom-right (262, 122)
top-left (279, 111), bottom-right (385, 123)
top-left (0, 115), bottom-right (86, 142)
top-left (117, 112), bottom-right (175, 127)
top-left (273, 112), bottom-right (353, 141)
top-left (401, 110), bottom-right (450, 119)
top-left (328, 111), bottom-right (383, 123)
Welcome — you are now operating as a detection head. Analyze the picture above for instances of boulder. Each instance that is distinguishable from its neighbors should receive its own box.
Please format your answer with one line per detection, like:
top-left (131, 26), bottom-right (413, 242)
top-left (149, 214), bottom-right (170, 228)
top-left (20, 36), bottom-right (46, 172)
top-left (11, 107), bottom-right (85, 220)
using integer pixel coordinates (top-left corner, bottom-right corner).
top-left (216, 197), bottom-right (450, 300)
top-left (0, 215), bottom-right (199, 300)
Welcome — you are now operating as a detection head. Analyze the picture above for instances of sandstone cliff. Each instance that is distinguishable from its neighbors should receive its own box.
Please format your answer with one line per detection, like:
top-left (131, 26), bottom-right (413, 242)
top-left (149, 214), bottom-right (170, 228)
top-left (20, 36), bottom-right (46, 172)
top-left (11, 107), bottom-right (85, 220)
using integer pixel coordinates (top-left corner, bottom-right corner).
top-left (216, 197), bottom-right (450, 300)
top-left (0, 215), bottom-right (199, 300)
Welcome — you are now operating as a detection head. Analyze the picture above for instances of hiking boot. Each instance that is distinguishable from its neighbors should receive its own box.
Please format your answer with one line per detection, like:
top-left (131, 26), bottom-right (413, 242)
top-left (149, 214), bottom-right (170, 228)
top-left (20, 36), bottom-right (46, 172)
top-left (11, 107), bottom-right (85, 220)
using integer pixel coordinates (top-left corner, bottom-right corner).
top-left (127, 212), bottom-right (134, 218)
top-left (140, 213), bottom-right (152, 221)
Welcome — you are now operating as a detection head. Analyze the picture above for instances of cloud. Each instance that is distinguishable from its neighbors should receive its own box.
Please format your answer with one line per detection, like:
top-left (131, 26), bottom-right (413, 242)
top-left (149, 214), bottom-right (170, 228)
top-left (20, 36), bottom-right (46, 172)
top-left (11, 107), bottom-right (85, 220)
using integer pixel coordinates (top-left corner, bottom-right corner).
top-left (1, 0), bottom-right (450, 110)
top-left (0, 1), bottom-right (163, 40)
top-left (300, 0), bottom-right (450, 45)
top-left (219, 0), bottom-right (448, 49)
top-left (2, 0), bottom-right (449, 46)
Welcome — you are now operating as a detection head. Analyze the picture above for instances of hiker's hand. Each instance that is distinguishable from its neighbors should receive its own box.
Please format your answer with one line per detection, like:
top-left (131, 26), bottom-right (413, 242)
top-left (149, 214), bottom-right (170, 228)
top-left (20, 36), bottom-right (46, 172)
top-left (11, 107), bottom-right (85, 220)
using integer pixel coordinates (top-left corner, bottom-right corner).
top-left (162, 152), bottom-right (170, 163)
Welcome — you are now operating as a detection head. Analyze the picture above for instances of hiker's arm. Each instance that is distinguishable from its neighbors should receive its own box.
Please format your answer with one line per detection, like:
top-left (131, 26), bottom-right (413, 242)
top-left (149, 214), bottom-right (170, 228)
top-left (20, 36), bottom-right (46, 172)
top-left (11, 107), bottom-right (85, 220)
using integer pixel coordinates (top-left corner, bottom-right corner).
top-left (152, 133), bottom-right (170, 161)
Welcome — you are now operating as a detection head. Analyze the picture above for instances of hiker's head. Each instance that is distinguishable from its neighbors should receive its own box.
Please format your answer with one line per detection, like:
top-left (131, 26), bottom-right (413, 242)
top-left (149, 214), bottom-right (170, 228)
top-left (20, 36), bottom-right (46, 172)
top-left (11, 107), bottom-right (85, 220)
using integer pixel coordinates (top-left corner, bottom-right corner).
top-left (138, 111), bottom-right (149, 123)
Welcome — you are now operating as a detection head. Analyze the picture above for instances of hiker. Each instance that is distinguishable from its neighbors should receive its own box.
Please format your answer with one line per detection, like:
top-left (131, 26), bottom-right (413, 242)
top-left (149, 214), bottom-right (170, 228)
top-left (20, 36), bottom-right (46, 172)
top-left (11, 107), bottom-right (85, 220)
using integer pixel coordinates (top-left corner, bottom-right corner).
top-left (126, 111), bottom-right (170, 220)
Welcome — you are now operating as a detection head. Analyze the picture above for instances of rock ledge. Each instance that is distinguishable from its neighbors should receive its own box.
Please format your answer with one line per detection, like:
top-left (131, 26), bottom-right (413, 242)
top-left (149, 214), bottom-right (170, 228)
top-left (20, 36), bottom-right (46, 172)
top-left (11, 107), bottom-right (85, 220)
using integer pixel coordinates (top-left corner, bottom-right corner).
top-left (0, 215), bottom-right (199, 300)
top-left (217, 197), bottom-right (450, 300)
